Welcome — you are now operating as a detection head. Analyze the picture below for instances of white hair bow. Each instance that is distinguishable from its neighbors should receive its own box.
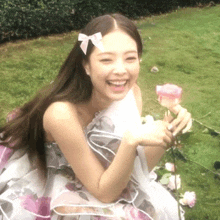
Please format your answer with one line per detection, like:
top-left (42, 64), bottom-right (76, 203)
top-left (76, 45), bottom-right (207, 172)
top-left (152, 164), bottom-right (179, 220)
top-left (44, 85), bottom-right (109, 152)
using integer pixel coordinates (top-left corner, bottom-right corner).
top-left (78, 32), bottom-right (104, 55)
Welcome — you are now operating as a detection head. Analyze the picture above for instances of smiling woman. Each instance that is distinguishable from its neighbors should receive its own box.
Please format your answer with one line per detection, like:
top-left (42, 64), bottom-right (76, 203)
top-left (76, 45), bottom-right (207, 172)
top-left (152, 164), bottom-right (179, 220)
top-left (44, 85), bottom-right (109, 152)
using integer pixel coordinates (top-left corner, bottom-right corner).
top-left (0, 13), bottom-right (191, 220)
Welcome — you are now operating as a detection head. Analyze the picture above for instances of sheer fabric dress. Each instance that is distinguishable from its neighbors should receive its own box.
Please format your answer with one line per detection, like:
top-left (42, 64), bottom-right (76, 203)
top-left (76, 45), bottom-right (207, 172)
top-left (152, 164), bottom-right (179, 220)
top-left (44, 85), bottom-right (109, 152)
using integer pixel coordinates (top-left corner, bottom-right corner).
top-left (0, 90), bottom-right (185, 220)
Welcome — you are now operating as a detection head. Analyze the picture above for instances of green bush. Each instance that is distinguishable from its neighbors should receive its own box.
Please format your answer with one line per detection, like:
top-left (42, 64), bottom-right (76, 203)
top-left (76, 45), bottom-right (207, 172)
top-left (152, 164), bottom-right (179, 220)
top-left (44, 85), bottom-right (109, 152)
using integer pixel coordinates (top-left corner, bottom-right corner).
top-left (0, 0), bottom-right (219, 43)
top-left (0, 0), bottom-right (76, 42)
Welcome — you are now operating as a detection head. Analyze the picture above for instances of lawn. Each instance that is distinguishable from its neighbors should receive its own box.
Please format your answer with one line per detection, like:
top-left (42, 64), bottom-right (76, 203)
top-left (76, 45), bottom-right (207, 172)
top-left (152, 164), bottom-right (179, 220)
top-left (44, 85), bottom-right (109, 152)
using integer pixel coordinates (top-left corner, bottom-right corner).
top-left (136, 5), bottom-right (220, 219)
top-left (0, 5), bottom-right (220, 219)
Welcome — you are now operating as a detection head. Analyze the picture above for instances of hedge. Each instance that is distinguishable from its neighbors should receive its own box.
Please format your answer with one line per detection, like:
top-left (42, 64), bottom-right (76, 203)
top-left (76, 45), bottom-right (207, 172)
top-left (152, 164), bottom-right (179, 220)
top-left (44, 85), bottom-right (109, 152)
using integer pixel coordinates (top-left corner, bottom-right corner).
top-left (0, 0), bottom-right (77, 42)
top-left (0, 0), bottom-right (219, 43)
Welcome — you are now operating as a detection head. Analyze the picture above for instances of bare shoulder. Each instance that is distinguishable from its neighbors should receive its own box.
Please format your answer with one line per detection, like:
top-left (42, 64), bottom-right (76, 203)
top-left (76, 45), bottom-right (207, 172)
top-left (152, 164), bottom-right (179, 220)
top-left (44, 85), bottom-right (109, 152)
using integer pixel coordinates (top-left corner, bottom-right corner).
top-left (43, 101), bottom-right (88, 158)
top-left (132, 83), bottom-right (142, 115)
top-left (43, 101), bottom-right (79, 131)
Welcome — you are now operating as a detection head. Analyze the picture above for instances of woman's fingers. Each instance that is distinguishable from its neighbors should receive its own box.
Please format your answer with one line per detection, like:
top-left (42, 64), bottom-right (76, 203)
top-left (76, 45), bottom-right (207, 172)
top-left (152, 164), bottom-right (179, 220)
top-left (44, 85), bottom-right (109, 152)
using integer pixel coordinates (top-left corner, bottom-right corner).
top-left (165, 105), bottom-right (192, 136)
top-left (171, 107), bottom-right (187, 127)
top-left (163, 134), bottom-right (173, 146)
top-left (169, 104), bottom-right (182, 115)
top-left (182, 118), bottom-right (192, 133)
top-left (162, 104), bottom-right (193, 138)
top-left (163, 122), bottom-right (174, 146)
top-left (172, 111), bottom-right (192, 136)
top-left (159, 129), bottom-right (174, 150)
top-left (165, 125), bottom-right (174, 140)
top-left (163, 110), bottom-right (174, 123)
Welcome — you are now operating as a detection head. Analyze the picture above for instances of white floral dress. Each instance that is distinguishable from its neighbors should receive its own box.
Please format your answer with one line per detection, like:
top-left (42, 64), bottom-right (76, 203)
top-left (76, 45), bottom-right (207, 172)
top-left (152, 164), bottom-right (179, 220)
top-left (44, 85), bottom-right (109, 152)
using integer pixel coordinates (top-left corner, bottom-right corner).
top-left (0, 90), bottom-right (185, 220)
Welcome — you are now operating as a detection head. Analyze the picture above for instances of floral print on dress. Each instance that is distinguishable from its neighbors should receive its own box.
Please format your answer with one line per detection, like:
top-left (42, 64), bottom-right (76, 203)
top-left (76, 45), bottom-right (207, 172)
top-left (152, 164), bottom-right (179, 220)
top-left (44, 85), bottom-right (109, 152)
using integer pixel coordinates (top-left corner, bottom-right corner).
top-left (20, 195), bottom-right (51, 219)
top-left (0, 145), bottom-right (13, 170)
top-left (137, 199), bottom-right (156, 218)
top-left (124, 206), bottom-right (152, 220)
top-left (7, 187), bottom-right (33, 201)
top-left (93, 216), bottom-right (118, 220)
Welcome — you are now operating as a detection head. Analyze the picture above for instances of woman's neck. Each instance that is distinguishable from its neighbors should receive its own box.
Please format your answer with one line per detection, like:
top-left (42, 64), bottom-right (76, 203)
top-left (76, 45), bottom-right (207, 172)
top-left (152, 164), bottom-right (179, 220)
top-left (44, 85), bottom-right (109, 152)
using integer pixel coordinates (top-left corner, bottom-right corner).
top-left (87, 91), bottom-right (113, 114)
top-left (76, 93), bottom-right (112, 121)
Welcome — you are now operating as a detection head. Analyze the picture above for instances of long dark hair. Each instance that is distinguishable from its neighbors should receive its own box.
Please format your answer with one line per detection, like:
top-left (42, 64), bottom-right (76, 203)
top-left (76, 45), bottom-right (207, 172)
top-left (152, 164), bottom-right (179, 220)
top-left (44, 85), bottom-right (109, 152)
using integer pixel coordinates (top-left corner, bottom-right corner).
top-left (0, 13), bottom-right (143, 173)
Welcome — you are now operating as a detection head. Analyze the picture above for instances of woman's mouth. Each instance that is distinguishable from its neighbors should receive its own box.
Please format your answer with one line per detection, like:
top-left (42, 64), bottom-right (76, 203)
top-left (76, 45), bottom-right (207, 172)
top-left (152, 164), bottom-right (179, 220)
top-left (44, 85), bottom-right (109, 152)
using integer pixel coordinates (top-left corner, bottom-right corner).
top-left (107, 80), bottom-right (127, 86)
top-left (107, 80), bottom-right (127, 92)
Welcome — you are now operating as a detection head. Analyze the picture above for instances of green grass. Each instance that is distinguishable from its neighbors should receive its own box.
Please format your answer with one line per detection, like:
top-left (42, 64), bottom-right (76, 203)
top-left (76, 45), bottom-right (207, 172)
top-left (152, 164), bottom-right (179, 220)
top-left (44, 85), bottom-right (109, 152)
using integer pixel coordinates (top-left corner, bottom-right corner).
top-left (1, 5), bottom-right (220, 219)
top-left (0, 33), bottom-right (78, 122)
top-left (136, 5), bottom-right (220, 219)
top-left (137, 6), bottom-right (220, 132)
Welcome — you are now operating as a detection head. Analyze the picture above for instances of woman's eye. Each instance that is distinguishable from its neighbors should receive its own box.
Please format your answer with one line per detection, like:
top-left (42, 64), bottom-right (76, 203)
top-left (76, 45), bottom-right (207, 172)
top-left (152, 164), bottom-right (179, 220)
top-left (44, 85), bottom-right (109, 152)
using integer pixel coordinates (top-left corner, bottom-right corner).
top-left (126, 57), bottom-right (137, 62)
top-left (100, 59), bottom-right (112, 63)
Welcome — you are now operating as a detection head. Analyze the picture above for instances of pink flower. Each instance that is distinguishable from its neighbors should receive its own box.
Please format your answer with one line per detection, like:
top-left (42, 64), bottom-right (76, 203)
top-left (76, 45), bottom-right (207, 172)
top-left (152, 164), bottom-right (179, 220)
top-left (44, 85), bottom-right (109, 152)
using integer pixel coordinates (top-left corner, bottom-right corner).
top-left (167, 175), bottom-right (181, 190)
top-left (179, 191), bottom-right (196, 208)
top-left (156, 84), bottom-right (182, 108)
top-left (0, 145), bottom-right (13, 170)
top-left (165, 162), bottom-right (175, 172)
top-left (20, 195), bottom-right (51, 219)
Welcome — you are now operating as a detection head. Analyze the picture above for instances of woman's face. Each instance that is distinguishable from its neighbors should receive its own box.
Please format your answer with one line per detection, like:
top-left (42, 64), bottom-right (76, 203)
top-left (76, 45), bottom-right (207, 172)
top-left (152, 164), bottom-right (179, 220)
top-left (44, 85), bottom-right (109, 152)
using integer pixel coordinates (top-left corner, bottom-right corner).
top-left (84, 29), bottom-right (140, 103)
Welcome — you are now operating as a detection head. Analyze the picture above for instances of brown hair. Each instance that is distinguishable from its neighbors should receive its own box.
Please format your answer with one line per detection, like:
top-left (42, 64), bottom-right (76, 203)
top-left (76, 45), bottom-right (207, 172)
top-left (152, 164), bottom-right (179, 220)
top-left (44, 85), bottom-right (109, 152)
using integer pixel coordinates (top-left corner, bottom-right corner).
top-left (0, 13), bottom-right (143, 173)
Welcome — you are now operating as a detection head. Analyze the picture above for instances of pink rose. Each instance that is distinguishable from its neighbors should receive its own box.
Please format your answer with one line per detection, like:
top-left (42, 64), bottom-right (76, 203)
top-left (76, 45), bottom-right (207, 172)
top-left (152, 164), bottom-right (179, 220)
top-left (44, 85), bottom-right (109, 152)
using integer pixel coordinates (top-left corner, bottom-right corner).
top-left (179, 191), bottom-right (196, 208)
top-left (165, 162), bottom-right (175, 172)
top-left (156, 84), bottom-right (182, 108)
top-left (167, 174), bottom-right (181, 190)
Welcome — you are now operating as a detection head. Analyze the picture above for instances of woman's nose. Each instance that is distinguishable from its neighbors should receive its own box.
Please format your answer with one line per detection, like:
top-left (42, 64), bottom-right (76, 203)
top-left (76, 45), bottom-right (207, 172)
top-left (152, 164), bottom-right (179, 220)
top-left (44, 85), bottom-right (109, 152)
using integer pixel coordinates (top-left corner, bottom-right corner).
top-left (113, 60), bottom-right (126, 74)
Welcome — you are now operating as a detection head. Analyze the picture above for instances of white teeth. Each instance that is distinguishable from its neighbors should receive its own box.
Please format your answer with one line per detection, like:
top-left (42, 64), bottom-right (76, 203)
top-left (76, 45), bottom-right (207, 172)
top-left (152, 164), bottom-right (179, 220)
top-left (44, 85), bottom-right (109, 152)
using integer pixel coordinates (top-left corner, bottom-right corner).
top-left (108, 80), bottom-right (127, 86)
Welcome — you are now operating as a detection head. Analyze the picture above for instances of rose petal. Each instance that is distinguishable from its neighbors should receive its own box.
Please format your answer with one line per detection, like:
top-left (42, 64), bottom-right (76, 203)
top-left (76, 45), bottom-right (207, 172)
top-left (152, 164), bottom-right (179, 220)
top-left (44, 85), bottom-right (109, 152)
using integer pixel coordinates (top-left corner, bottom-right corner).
top-left (179, 191), bottom-right (196, 208)
top-left (165, 162), bottom-right (175, 172)
top-left (156, 84), bottom-right (182, 108)
top-left (156, 84), bottom-right (182, 98)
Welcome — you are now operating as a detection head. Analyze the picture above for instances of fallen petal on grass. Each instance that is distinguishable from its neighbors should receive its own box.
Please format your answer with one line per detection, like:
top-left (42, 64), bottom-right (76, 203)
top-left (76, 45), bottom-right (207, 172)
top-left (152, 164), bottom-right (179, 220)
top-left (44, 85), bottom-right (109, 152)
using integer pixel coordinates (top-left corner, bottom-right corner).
top-left (165, 162), bottom-right (175, 172)
top-left (179, 191), bottom-right (196, 208)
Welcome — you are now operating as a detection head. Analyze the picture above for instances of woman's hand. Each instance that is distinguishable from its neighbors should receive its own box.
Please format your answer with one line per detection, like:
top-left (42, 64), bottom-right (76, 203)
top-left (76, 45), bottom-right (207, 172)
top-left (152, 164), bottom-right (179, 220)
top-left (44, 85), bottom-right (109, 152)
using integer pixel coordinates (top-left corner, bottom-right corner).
top-left (167, 104), bottom-right (192, 136)
top-left (138, 120), bottom-right (174, 149)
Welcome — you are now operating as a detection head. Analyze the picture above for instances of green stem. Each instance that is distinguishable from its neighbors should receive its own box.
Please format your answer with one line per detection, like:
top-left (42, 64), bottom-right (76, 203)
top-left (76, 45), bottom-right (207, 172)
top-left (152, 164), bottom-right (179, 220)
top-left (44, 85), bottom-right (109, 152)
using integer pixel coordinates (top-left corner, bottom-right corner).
top-left (171, 145), bottom-right (181, 220)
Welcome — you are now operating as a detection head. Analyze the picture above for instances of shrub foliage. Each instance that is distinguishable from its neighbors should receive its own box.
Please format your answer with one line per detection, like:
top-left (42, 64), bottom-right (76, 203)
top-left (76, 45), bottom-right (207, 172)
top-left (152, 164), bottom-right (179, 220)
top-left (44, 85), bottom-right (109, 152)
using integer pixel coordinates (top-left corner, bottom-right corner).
top-left (0, 0), bottom-right (219, 43)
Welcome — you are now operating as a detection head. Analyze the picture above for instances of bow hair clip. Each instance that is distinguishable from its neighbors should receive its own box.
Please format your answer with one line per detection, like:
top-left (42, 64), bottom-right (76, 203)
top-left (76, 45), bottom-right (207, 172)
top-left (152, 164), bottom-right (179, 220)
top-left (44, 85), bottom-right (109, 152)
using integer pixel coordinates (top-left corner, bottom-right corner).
top-left (78, 32), bottom-right (104, 55)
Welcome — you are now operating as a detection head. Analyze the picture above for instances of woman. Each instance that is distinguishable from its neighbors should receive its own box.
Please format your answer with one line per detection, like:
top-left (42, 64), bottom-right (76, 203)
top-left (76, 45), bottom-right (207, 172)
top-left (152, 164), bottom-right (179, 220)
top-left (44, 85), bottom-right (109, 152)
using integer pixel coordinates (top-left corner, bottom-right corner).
top-left (0, 14), bottom-right (191, 219)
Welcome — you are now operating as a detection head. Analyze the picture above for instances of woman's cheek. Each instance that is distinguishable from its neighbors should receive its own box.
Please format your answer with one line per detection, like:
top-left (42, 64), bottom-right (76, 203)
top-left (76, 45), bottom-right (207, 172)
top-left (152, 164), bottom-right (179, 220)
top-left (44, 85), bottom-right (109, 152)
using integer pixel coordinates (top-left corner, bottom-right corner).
top-left (132, 65), bottom-right (140, 78)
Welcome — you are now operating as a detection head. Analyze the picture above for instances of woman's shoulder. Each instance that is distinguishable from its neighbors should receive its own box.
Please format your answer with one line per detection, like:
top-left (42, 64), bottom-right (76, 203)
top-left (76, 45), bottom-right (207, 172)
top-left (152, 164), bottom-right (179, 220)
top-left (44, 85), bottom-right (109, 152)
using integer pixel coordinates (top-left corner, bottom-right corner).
top-left (44, 101), bottom-right (78, 122)
top-left (43, 101), bottom-right (79, 137)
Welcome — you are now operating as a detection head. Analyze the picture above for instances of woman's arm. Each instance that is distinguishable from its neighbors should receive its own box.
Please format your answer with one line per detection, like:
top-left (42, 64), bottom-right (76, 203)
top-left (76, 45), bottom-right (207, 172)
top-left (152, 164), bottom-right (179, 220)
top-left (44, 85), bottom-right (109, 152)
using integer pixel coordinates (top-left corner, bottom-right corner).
top-left (132, 84), bottom-right (170, 172)
top-left (43, 101), bottom-right (138, 203)
top-left (43, 90), bottom-right (174, 203)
